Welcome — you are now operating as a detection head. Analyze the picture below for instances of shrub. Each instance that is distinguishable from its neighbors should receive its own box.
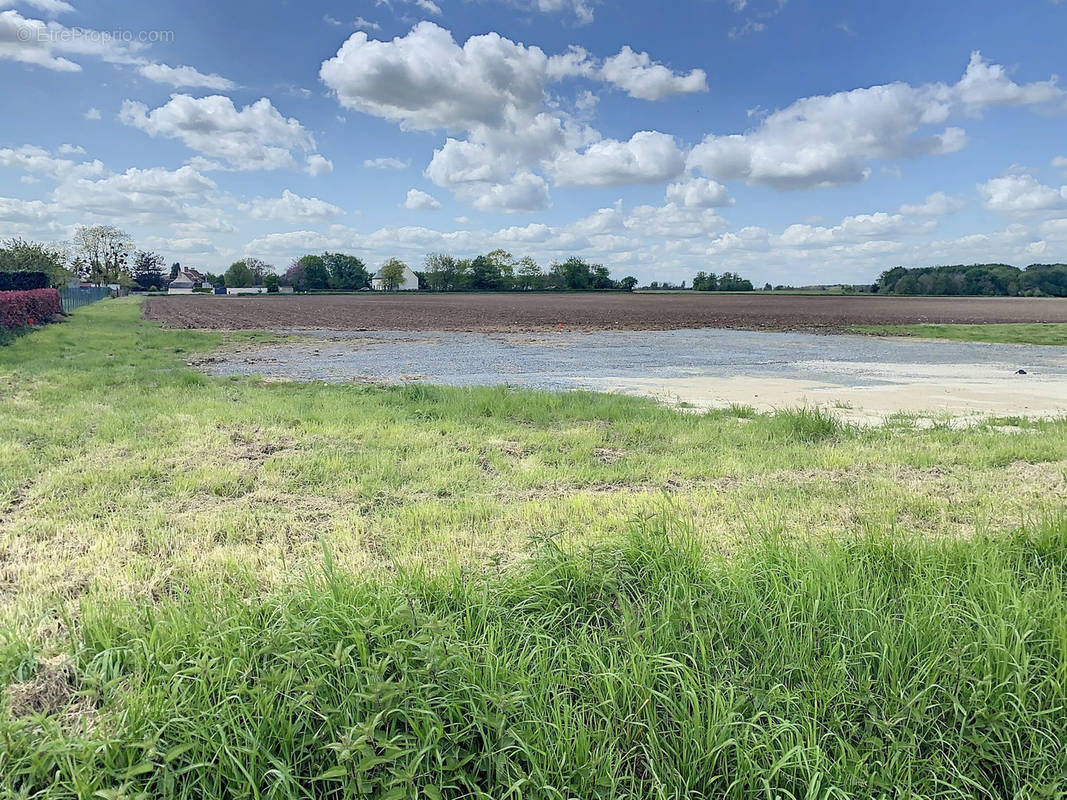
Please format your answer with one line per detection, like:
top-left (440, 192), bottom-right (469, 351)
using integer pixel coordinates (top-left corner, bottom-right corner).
top-left (0, 271), bottom-right (49, 291)
top-left (0, 288), bottom-right (62, 329)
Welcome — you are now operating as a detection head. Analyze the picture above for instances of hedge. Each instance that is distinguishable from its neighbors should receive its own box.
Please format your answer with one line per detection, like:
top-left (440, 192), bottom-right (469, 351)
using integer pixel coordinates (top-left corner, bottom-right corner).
top-left (0, 288), bottom-right (62, 329)
top-left (0, 271), bottom-right (49, 291)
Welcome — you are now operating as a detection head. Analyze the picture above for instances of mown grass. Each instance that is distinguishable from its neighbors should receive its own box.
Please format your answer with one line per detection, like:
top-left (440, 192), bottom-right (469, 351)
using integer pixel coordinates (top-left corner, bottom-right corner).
top-left (1, 299), bottom-right (1066, 796)
top-left (858, 322), bottom-right (1067, 346)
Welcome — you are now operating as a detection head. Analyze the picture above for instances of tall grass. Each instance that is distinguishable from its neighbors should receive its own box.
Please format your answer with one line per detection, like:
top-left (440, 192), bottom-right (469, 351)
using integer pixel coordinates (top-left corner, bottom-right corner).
top-left (3, 515), bottom-right (1066, 798)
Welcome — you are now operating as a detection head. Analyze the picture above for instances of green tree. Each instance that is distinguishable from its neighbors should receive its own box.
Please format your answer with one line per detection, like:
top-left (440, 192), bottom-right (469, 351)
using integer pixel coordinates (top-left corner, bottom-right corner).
top-left (378, 258), bottom-right (407, 291)
top-left (224, 260), bottom-right (255, 288)
top-left (619, 276), bottom-right (638, 292)
top-left (72, 225), bottom-right (133, 286)
top-left (549, 257), bottom-right (593, 290)
top-left (0, 237), bottom-right (71, 286)
top-left (264, 273), bottom-right (280, 293)
top-left (424, 252), bottom-right (467, 291)
top-left (323, 252), bottom-right (369, 291)
top-left (298, 254), bottom-right (330, 291)
top-left (515, 256), bottom-right (543, 290)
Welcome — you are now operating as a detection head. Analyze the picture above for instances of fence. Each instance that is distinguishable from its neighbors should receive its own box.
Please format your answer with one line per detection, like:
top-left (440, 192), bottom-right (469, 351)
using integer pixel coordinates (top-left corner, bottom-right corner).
top-left (59, 286), bottom-right (113, 313)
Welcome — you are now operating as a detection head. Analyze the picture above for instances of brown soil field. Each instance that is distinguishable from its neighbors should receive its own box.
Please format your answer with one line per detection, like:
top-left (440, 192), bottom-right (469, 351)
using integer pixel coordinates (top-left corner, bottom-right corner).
top-left (143, 293), bottom-right (1067, 332)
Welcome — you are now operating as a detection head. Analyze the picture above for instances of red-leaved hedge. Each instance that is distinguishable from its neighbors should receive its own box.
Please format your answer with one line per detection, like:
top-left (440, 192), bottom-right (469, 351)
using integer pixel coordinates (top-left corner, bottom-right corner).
top-left (0, 288), bottom-right (62, 329)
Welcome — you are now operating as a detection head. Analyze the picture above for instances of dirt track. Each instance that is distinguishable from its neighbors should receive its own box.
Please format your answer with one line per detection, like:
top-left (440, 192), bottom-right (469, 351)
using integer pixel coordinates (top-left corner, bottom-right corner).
top-left (143, 293), bottom-right (1067, 332)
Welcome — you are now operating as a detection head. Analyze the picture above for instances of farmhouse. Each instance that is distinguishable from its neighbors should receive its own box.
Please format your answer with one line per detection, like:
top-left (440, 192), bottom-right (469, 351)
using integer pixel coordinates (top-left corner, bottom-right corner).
top-left (167, 270), bottom-right (197, 294)
top-left (371, 264), bottom-right (419, 291)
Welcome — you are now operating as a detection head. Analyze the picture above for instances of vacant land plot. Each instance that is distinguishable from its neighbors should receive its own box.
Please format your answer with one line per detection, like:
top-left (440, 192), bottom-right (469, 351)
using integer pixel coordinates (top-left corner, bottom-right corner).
top-left (144, 292), bottom-right (1067, 332)
top-left (3, 299), bottom-right (1067, 797)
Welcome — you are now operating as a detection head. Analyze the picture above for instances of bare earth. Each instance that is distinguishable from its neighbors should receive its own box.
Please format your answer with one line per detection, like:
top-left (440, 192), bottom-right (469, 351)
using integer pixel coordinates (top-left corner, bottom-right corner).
top-left (147, 294), bottom-right (1067, 423)
top-left (144, 293), bottom-right (1067, 332)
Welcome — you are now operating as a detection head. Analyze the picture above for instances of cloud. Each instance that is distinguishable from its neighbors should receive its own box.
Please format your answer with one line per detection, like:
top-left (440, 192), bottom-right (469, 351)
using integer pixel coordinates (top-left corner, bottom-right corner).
top-left (247, 189), bottom-right (344, 222)
top-left (463, 171), bottom-right (550, 213)
top-left (665, 176), bottom-right (734, 208)
top-left (320, 22), bottom-right (703, 208)
top-left (898, 191), bottom-right (966, 217)
top-left (305, 154), bottom-right (334, 176)
top-left (551, 131), bottom-right (686, 187)
top-left (84, 106), bottom-right (101, 120)
top-left (364, 157), bottom-right (411, 169)
top-left (978, 173), bottom-right (1067, 215)
top-left (404, 188), bottom-right (441, 209)
top-left (119, 94), bottom-right (318, 171)
top-left (53, 165), bottom-right (220, 222)
top-left (0, 8), bottom-right (138, 71)
top-left (325, 15), bottom-right (382, 30)
top-left (0, 143), bottom-right (105, 180)
top-left (0, 0), bottom-right (74, 14)
top-left (688, 52), bottom-right (1063, 190)
top-left (137, 62), bottom-right (236, 90)
top-left (598, 46), bottom-right (708, 100)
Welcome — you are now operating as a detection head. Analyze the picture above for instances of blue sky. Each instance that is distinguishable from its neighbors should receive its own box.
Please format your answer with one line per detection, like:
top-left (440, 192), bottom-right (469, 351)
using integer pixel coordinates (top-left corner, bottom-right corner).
top-left (1, 0), bottom-right (1065, 285)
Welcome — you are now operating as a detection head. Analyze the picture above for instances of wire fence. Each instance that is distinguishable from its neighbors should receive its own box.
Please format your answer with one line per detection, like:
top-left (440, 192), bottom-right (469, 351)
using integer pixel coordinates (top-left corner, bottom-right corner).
top-left (59, 286), bottom-right (113, 313)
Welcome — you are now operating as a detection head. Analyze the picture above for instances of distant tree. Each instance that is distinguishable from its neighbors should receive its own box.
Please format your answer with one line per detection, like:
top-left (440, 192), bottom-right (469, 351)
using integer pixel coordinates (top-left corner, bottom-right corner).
top-left (323, 252), bottom-right (369, 291)
top-left (131, 250), bottom-right (165, 290)
top-left (549, 257), bottom-right (595, 290)
top-left (282, 260), bottom-right (306, 291)
top-left (423, 252), bottom-right (467, 291)
top-left (515, 256), bottom-right (543, 290)
top-left (378, 258), bottom-right (407, 291)
top-left (215, 273), bottom-right (226, 289)
top-left (763, 283), bottom-right (773, 291)
top-left (297, 254), bottom-right (330, 291)
top-left (484, 249), bottom-right (516, 290)
top-left (619, 276), bottom-right (638, 292)
top-left (0, 237), bottom-right (71, 286)
top-left (224, 260), bottom-right (255, 288)
top-left (469, 254), bottom-right (508, 291)
top-left (170, 262), bottom-right (180, 279)
top-left (264, 273), bottom-right (280, 293)
top-left (692, 271), bottom-right (717, 291)
top-left (242, 258), bottom-right (274, 284)
top-left (72, 225), bottom-right (133, 285)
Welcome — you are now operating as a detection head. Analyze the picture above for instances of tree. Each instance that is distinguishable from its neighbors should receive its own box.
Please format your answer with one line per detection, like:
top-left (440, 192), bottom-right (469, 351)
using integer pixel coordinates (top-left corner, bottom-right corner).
top-left (132, 250), bottom-right (165, 290)
top-left (224, 260), bottom-right (255, 288)
top-left (484, 249), bottom-right (516, 290)
top-left (469, 254), bottom-right (506, 291)
top-left (282, 260), bottom-right (307, 291)
top-left (264, 273), bottom-right (280, 293)
top-left (170, 262), bottom-right (180, 279)
top-left (549, 257), bottom-right (592, 290)
top-left (297, 254), bottom-right (330, 291)
top-left (0, 237), bottom-right (71, 286)
top-left (323, 252), bottom-right (369, 291)
top-left (619, 276), bottom-right (638, 292)
top-left (72, 225), bottom-right (133, 286)
top-left (763, 283), bottom-right (773, 291)
top-left (242, 258), bottom-right (274, 285)
top-left (378, 258), bottom-right (407, 291)
top-left (515, 256), bottom-right (543, 290)
top-left (423, 252), bottom-right (466, 291)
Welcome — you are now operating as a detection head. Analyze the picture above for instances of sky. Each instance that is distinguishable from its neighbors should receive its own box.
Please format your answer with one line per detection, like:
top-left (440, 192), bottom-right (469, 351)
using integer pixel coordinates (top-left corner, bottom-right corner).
top-left (1, 0), bottom-right (1066, 286)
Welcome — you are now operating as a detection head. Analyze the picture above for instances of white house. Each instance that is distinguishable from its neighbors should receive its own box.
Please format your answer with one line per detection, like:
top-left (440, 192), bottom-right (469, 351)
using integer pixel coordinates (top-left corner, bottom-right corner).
top-left (371, 264), bottom-right (419, 291)
top-left (168, 270), bottom-right (197, 294)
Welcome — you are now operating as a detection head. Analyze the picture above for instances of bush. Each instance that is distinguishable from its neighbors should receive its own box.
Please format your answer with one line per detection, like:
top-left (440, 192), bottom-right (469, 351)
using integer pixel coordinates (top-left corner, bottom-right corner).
top-left (0, 288), bottom-right (62, 329)
top-left (0, 272), bottom-right (49, 291)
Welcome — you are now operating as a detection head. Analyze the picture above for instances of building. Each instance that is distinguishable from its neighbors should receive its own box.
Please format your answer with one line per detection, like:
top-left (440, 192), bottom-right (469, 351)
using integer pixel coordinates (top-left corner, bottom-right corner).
top-left (168, 270), bottom-right (197, 294)
top-left (370, 264), bottom-right (420, 291)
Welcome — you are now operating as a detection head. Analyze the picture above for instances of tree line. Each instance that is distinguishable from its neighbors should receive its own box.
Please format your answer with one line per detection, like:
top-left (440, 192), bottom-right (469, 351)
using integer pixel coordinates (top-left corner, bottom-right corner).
top-left (877, 264), bottom-right (1067, 296)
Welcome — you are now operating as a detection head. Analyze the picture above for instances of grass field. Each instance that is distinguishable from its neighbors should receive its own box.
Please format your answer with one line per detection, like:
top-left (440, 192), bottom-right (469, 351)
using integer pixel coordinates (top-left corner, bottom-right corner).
top-left (859, 322), bottom-right (1067, 346)
top-left (2, 298), bottom-right (1067, 797)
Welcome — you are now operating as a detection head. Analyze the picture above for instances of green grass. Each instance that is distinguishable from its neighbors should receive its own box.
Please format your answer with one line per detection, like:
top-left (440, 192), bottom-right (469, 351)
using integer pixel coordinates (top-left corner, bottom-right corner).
top-left (1, 299), bottom-right (1067, 797)
top-left (858, 322), bottom-right (1067, 346)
